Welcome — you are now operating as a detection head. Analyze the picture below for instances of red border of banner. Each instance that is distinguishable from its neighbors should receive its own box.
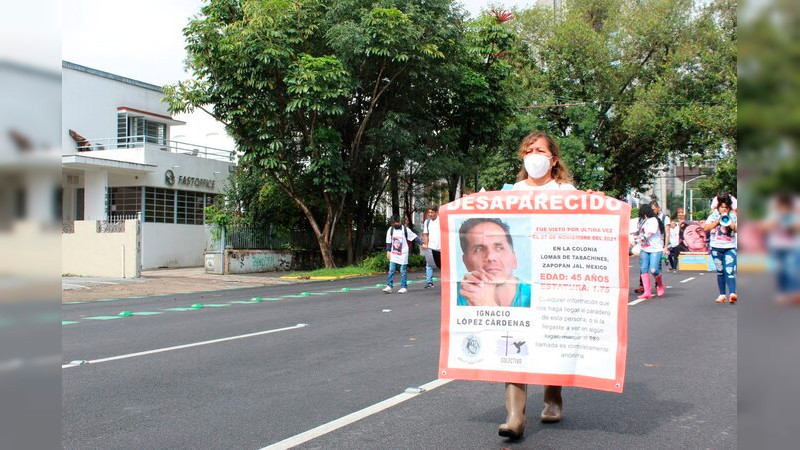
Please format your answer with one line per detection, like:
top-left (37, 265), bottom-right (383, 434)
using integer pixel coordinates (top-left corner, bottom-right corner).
top-left (437, 191), bottom-right (630, 393)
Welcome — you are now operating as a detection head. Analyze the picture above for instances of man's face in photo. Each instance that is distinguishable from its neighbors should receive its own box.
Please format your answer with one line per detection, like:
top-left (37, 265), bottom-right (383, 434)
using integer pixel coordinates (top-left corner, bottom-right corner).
top-left (462, 221), bottom-right (517, 280)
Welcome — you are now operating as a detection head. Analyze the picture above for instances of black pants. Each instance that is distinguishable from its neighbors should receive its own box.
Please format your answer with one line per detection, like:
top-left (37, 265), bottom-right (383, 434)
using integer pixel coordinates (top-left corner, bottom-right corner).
top-left (667, 246), bottom-right (681, 270)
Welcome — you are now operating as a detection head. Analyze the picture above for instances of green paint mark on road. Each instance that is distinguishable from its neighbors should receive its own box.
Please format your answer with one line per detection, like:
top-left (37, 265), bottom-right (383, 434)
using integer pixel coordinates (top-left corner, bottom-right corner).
top-left (62, 321), bottom-right (79, 325)
top-left (118, 310), bottom-right (133, 317)
top-left (84, 316), bottom-right (123, 320)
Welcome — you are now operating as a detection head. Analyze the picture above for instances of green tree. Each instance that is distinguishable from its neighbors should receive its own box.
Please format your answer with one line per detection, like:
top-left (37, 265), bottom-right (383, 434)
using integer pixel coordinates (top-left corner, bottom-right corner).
top-left (166, 0), bottom-right (455, 267)
top-left (508, 0), bottom-right (736, 195)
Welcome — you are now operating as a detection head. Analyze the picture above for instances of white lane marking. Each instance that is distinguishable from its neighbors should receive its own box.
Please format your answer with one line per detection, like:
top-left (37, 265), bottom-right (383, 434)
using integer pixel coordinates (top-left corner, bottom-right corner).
top-left (78, 280), bottom-right (118, 285)
top-left (628, 297), bottom-right (649, 306)
top-left (62, 323), bottom-right (307, 369)
top-left (680, 277), bottom-right (695, 283)
top-left (62, 283), bottom-right (89, 289)
top-left (262, 378), bottom-right (453, 449)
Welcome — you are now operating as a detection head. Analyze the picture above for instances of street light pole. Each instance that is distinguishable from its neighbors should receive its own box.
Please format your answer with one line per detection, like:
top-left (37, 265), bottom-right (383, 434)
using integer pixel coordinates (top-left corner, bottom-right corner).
top-left (683, 175), bottom-right (707, 219)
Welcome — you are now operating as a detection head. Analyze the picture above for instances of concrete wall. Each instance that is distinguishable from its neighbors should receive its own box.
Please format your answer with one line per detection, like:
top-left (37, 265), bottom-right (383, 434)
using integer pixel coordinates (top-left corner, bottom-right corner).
top-left (62, 219), bottom-right (141, 278)
top-left (205, 252), bottom-right (223, 274)
top-left (141, 223), bottom-right (205, 269)
top-left (207, 250), bottom-right (293, 274)
top-left (104, 146), bottom-right (233, 192)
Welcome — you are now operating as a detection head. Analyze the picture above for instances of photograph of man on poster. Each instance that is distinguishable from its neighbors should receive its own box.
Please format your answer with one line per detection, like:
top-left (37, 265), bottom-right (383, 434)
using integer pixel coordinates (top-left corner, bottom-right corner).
top-left (457, 217), bottom-right (532, 307)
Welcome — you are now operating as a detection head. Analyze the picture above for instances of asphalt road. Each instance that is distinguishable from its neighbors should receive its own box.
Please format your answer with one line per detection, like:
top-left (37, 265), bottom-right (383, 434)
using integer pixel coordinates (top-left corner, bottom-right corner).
top-left (63, 262), bottom-right (737, 449)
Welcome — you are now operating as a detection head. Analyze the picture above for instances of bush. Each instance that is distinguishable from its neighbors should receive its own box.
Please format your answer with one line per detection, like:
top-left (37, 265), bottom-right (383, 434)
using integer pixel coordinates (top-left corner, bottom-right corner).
top-left (630, 207), bottom-right (639, 219)
top-left (360, 252), bottom-right (388, 271)
top-left (408, 254), bottom-right (426, 268)
top-left (360, 251), bottom-right (427, 271)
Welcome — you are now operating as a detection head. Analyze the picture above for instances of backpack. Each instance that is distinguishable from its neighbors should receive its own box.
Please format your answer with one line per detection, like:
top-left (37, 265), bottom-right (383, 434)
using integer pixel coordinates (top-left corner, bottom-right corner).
top-left (388, 226), bottom-right (410, 244)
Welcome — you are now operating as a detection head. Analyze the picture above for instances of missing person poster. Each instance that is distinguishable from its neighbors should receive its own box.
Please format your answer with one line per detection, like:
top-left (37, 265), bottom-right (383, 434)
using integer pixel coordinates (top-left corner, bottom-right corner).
top-left (438, 190), bottom-right (630, 393)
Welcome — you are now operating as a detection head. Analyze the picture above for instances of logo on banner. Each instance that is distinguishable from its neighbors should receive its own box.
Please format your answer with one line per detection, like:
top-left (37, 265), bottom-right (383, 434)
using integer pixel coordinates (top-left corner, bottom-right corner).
top-left (458, 335), bottom-right (483, 364)
top-left (497, 332), bottom-right (528, 366)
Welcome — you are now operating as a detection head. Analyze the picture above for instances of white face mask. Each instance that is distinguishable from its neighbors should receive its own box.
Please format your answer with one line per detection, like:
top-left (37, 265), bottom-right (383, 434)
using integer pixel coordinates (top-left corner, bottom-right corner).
top-left (524, 154), bottom-right (553, 179)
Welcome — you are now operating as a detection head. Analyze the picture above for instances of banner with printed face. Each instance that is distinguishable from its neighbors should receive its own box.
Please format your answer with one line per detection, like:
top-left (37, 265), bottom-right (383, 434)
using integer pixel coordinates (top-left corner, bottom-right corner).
top-left (437, 190), bottom-right (630, 393)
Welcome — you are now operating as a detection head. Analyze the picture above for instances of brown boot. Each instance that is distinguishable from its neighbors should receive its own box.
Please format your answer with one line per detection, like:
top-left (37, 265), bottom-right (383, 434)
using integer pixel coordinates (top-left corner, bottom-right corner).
top-left (498, 383), bottom-right (527, 439)
top-left (541, 385), bottom-right (563, 423)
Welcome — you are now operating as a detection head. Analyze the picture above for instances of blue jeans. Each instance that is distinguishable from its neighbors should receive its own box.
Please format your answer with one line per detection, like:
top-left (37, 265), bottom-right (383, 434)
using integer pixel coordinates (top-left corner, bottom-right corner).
top-left (640, 251), bottom-right (663, 276)
top-left (771, 248), bottom-right (800, 293)
top-left (387, 261), bottom-right (407, 288)
top-left (711, 247), bottom-right (736, 295)
top-left (425, 264), bottom-right (434, 284)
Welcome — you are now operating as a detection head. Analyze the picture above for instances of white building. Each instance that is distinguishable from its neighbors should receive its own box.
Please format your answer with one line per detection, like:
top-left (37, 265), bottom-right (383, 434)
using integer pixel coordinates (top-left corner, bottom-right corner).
top-left (61, 61), bottom-right (236, 270)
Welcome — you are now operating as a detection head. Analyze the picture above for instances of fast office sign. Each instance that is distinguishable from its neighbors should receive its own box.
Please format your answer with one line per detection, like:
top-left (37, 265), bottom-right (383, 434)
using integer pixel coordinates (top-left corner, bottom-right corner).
top-left (164, 169), bottom-right (216, 190)
top-left (437, 190), bottom-right (630, 393)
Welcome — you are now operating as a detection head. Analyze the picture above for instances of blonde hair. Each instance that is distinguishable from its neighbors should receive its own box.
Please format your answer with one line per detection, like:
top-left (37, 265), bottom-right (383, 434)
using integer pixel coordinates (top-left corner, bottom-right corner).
top-left (515, 132), bottom-right (574, 185)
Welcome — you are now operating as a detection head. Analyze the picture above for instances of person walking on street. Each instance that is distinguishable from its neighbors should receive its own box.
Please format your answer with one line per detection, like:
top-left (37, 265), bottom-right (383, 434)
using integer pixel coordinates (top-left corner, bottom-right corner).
top-left (383, 215), bottom-right (422, 294)
top-left (667, 208), bottom-right (687, 272)
top-left (421, 207), bottom-right (441, 288)
top-left (704, 194), bottom-right (738, 304)
top-left (494, 131), bottom-right (578, 439)
top-left (637, 203), bottom-right (667, 299)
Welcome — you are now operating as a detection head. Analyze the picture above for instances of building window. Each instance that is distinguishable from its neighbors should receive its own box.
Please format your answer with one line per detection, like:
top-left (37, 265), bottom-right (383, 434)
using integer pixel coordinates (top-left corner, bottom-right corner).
top-left (177, 190), bottom-right (205, 225)
top-left (107, 187), bottom-right (142, 219)
top-left (144, 187), bottom-right (175, 223)
top-left (117, 112), bottom-right (167, 147)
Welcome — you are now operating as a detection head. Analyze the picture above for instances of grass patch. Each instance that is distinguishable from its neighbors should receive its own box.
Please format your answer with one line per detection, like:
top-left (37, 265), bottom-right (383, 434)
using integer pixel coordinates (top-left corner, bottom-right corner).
top-left (286, 266), bottom-right (378, 278)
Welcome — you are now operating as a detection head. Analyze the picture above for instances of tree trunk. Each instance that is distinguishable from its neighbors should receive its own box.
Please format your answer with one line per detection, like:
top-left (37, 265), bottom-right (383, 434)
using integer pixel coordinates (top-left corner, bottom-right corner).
top-left (345, 207), bottom-right (354, 265)
top-left (448, 174), bottom-right (459, 201)
top-left (354, 193), bottom-right (369, 262)
top-left (276, 180), bottom-right (337, 269)
top-left (316, 236), bottom-right (335, 269)
top-left (390, 169), bottom-right (400, 218)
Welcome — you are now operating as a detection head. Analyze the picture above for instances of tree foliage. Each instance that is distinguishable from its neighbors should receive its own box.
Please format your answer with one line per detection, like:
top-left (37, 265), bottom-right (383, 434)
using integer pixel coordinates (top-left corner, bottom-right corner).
top-left (166, 0), bottom-right (736, 268)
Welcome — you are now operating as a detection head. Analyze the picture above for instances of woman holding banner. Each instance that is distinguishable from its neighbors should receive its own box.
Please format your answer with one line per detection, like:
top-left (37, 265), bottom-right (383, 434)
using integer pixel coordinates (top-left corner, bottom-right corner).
top-left (492, 132), bottom-right (575, 439)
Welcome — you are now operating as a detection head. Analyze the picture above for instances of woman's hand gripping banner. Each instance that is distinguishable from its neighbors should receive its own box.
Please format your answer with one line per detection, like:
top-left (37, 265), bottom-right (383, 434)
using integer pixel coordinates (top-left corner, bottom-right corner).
top-left (438, 190), bottom-right (630, 393)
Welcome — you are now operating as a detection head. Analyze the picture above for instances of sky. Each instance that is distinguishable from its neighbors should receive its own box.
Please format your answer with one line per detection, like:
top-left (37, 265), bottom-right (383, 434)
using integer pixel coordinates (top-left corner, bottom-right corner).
top-left (62, 0), bottom-right (539, 86)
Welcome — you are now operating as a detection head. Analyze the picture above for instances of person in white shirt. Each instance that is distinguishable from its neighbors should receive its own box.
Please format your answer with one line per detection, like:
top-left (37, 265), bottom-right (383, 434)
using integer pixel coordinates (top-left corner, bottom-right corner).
top-left (666, 208), bottom-right (687, 272)
top-left (651, 201), bottom-right (671, 244)
top-left (703, 194), bottom-right (738, 304)
top-left (383, 215), bottom-right (422, 294)
top-left (421, 207), bottom-right (441, 288)
top-left (637, 203), bottom-right (667, 299)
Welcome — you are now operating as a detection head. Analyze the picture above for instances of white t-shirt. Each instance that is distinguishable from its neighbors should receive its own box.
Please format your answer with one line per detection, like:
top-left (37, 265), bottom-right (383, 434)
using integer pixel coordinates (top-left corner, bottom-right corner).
top-left (705, 211), bottom-right (737, 249)
top-left (668, 221), bottom-right (680, 248)
top-left (386, 226), bottom-right (418, 265)
top-left (639, 217), bottom-right (664, 253)
top-left (511, 179), bottom-right (577, 191)
top-left (423, 217), bottom-right (441, 251)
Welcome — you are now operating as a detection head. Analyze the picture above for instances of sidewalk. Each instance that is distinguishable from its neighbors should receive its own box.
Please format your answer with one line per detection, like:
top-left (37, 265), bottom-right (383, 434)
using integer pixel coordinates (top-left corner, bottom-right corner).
top-left (62, 267), bottom-right (310, 302)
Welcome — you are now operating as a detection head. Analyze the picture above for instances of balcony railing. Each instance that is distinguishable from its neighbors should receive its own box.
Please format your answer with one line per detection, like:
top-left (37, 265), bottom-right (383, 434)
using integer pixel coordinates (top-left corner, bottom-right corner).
top-left (76, 135), bottom-right (236, 162)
